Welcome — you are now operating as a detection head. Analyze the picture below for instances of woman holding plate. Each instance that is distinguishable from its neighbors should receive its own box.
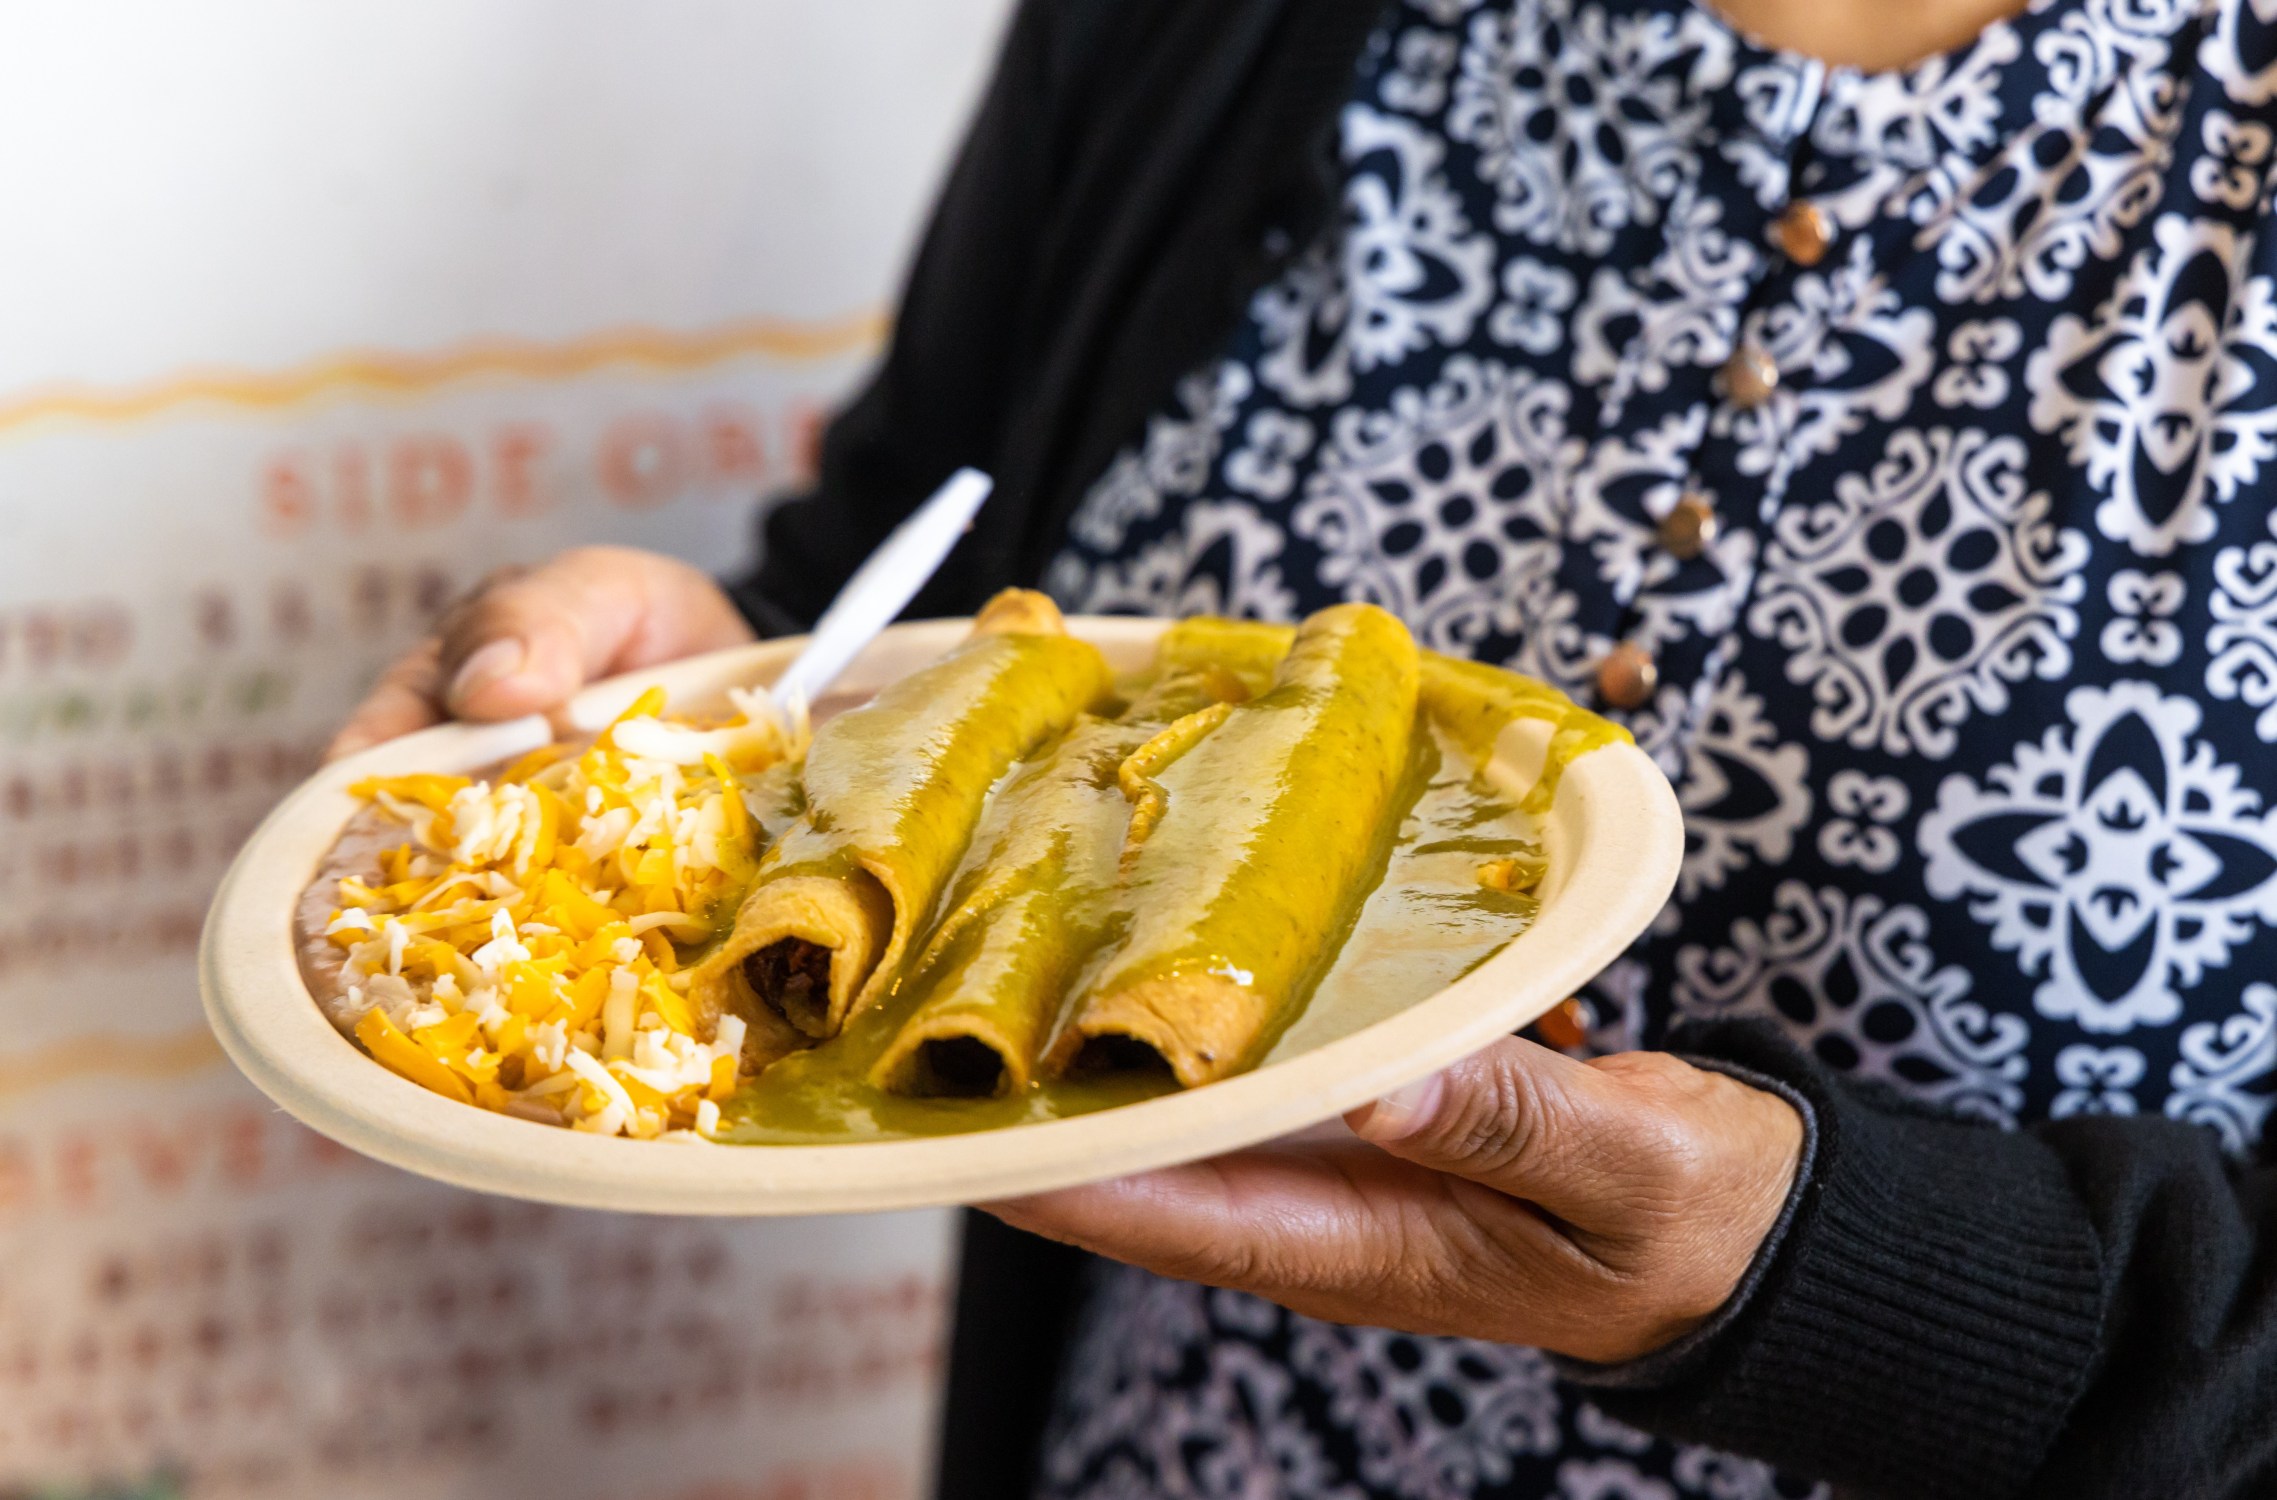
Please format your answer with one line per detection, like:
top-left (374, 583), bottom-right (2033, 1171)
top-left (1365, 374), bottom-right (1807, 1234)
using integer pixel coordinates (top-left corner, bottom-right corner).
top-left (335, 0), bottom-right (2277, 1493)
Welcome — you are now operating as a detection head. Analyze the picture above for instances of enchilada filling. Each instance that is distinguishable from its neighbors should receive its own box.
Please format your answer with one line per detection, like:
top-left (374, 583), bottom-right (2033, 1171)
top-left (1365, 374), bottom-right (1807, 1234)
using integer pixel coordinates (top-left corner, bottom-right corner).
top-left (745, 939), bottom-right (836, 1038)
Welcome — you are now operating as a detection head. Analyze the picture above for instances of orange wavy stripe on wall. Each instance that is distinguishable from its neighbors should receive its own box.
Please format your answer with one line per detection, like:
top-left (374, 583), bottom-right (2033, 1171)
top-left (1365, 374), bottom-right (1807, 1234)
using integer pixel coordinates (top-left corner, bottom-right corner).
top-left (0, 310), bottom-right (889, 437)
top-left (0, 1028), bottom-right (227, 1098)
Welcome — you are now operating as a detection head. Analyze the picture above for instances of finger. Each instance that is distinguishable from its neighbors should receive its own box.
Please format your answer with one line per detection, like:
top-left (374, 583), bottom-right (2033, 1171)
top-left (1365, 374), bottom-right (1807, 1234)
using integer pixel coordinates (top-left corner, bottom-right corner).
top-left (985, 1145), bottom-right (1576, 1339)
top-left (1345, 1035), bottom-right (1646, 1222)
top-left (436, 547), bottom-right (753, 720)
top-left (327, 638), bottom-right (446, 761)
top-left (985, 1144), bottom-right (1441, 1293)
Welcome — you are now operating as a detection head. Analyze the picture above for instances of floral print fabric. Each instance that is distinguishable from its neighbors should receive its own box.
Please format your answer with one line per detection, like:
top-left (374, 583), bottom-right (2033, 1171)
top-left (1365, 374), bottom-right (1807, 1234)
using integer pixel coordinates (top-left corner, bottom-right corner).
top-left (1039, 0), bottom-right (2277, 1495)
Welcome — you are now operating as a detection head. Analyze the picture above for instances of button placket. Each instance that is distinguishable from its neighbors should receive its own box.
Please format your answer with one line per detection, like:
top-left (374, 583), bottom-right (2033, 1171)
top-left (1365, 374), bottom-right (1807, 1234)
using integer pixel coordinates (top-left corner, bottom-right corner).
top-left (1771, 201), bottom-right (1831, 267)
top-left (1597, 105), bottom-right (1832, 732)
top-left (1594, 640), bottom-right (1659, 711)
top-left (1657, 490), bottom-right (1719, 561)
top-left (1721, 342), bottom-right (1781, 410)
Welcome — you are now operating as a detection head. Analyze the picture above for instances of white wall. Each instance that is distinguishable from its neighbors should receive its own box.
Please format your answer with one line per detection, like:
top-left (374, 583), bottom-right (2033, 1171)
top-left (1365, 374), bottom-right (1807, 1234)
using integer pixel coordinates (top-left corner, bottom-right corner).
top-left (0, 4), bottom-right (1013, 1495)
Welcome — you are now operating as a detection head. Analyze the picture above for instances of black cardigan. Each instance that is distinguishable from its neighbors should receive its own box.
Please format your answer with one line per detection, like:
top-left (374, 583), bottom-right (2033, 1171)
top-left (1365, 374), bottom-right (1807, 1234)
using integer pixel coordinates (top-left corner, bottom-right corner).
top-left (731, 3), bottom-right (2277, 1495)
top-left (732, 0), bottom-right (1387, 635)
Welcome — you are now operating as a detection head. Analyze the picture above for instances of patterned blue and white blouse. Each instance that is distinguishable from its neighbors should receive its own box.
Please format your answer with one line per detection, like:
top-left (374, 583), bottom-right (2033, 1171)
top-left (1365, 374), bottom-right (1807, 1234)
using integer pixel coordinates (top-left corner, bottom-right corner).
top-left (1038, 0), bottom-right (2277, 1495)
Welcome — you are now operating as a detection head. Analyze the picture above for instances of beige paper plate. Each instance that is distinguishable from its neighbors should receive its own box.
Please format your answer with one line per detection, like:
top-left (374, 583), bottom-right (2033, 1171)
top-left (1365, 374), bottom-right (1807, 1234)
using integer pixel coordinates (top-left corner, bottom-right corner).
top-left (201, 617), bottom-right (1681, 1215)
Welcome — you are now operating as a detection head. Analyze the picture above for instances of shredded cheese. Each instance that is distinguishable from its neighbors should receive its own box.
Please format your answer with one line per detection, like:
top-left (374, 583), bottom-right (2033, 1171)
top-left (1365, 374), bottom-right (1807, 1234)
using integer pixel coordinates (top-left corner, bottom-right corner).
top-left (331, 686), bottom-right (797, 1137)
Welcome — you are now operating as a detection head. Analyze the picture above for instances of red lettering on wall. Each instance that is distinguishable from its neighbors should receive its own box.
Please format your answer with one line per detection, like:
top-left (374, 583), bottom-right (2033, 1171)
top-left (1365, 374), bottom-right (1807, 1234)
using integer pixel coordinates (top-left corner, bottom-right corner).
top-left (493, 422), bottom-right (557, 517)
top-left (0, 1141), bottom-right (29, 1215)
top-left (220, 1110), bottom-right (268, 1189)
top-left (259, 456), bottom-right (317, 537)
top-left (271, 581), bottom-right (314, 645)
top-left (0, 1107), bottom-right (375, 1220)
top-left (599, 412), bottom-right (688, 509)
top-left (0, 603), bottom-right (133, 678)
top-left (125, 1126), bottom-right (196, 1195)
top-left (388, 435), bottom-right (475, 528)
top-left (703, 407), bottom-right (767, 486)
top-left (257, 402), bottom-right (813, 533)
top-left (195, 590), bottom-right (236, 651)
top-left (55, 1135), bottom-right (101, 1213)
top-left (787, 401), bottom-right (828, 480)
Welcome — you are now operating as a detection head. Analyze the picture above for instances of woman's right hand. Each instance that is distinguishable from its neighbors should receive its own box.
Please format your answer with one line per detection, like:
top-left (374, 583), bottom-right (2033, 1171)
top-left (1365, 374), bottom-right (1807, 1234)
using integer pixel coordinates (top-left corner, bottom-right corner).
top-left (326, 545), bottom-right (757, 762)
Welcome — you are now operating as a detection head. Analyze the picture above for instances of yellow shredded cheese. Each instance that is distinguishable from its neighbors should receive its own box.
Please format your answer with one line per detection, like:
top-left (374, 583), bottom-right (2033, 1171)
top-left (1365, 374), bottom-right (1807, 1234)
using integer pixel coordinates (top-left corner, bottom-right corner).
top-left (333, 687), bottom-right (796, 1138)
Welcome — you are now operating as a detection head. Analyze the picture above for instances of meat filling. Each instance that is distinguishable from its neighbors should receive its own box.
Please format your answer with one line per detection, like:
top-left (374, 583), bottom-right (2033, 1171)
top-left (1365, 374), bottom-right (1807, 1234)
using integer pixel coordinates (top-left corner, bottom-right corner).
top-left (745, 939), bottom-right (837, 1038)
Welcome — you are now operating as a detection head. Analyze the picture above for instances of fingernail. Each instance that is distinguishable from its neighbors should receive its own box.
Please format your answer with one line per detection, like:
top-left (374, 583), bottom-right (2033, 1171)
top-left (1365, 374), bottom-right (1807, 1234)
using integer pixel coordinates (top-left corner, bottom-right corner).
top-left (448, 638), bottom-right (525, 708)
top-left (1353, 1071), bottom-right (1443, 1141)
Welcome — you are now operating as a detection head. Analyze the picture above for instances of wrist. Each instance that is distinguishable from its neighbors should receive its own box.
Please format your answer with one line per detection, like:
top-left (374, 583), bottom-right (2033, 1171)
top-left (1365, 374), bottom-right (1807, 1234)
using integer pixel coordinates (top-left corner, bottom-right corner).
top-left (1569, 1058), bottom-right (1820, 1372)
top-left (1563, 1019), bottom-right (2103, 1497)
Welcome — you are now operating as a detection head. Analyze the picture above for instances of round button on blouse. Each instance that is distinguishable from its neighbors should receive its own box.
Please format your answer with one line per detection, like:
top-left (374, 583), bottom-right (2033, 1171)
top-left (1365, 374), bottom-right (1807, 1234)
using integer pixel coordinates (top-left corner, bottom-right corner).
top-left (1723, 344), bottom-right (1780, 409)
top-left (1658, 491), bottom-right (1718, 560)
top-left (1772, 201), bottom-right (1831, 266)
top-left (1531, 997), bottom-right (1592, 1050)
top-left (1594, 640), bottom-right (1659, 711)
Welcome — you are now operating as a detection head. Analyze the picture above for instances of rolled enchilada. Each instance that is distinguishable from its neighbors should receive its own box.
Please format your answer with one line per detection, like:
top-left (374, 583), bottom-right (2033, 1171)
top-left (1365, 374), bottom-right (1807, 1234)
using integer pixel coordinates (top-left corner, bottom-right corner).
top-left (1160, 615), bottom-right (1618, 777)
top-left (690, 590), bottom-right (1111, 1061)
top-left (870, 668), bottom-right (1251, 1097)
top-left (1046, 602), bottom-right (1421, 1086)
top-left (1154, 615), bottom-right (1294, 688)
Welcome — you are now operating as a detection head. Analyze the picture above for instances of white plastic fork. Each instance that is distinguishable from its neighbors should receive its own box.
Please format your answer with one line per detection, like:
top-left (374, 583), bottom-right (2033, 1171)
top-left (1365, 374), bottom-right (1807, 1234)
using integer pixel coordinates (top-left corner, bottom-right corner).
top-left (762, 466), bottom-right (996, 732)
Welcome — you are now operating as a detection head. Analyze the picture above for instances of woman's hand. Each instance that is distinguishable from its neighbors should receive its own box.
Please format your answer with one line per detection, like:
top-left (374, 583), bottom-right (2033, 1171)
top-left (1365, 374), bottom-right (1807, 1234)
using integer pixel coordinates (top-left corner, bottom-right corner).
top-left (327, 546), bottom-right (756, 760)
top-left (988, 1036), bottom-right (1804, 1365)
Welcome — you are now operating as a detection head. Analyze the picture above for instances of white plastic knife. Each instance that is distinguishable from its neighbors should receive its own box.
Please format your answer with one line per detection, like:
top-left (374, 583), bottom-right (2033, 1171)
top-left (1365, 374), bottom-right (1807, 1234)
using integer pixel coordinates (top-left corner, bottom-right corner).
top-left (765, 466), bottom-right (995, 726)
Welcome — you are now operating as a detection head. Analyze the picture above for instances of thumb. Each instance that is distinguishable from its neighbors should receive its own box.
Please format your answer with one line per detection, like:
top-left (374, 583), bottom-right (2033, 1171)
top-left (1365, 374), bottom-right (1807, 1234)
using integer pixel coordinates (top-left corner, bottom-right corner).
top-left (438, 547), bottom-right (751, 720)
top-left (1346, 1035), bottom-right (1626, 1222)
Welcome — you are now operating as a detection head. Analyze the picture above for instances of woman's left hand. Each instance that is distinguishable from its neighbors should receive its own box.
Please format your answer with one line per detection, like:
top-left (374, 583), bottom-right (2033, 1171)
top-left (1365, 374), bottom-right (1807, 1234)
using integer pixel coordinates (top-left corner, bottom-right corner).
top-left (986, 1036), bottom-right (1805, 1365)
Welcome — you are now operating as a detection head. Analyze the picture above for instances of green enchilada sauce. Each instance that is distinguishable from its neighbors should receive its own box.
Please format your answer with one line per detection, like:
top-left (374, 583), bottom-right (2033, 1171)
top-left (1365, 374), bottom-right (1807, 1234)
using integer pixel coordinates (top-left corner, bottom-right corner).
top-left (713, 715), bottom-right (1559, 1144)
top-left (711, 621), bottom-right (1625, 1143)
top-left (752, 630), bottom-right (1112, 897)
top-left (1160, 617), bottom-right (1631, 799)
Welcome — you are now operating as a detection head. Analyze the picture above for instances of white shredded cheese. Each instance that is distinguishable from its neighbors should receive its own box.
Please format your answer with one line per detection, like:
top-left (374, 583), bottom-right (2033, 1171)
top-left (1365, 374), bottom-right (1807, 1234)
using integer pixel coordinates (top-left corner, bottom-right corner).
top-left (468, 908), bottom-right (530, 972)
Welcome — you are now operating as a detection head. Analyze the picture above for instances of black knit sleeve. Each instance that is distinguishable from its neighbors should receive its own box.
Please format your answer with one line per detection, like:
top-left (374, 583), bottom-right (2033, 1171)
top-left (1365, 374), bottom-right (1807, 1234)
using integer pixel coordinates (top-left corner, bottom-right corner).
top-left (1563, 1018), bottom-right (2277, 1499)
top-left (725, 0), bottom-right (1082, 634)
